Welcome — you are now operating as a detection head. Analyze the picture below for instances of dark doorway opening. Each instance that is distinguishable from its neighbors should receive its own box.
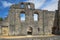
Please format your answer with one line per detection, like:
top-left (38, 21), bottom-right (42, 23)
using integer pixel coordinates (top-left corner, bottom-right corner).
top-left (27, 31), bottom-right (32, 35)
top-left (27, 27), bottom-right (32, 35)
top-left (52, 27), bottom-right (56, 34)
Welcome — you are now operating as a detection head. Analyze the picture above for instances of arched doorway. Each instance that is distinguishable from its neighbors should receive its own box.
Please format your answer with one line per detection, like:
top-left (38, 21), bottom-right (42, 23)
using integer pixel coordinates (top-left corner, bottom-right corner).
top-left (27, 27), bottom-right (33, 35)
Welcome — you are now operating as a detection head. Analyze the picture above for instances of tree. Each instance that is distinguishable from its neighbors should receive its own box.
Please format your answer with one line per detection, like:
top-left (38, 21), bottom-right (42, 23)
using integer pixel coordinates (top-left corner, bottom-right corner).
top-left (0, 18), bottom-right (3, 21)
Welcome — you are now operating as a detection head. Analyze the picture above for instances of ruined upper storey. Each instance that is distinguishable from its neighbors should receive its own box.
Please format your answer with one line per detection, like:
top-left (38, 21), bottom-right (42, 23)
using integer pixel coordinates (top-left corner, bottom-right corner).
top-left (10, 2), bottom-right (35, 9)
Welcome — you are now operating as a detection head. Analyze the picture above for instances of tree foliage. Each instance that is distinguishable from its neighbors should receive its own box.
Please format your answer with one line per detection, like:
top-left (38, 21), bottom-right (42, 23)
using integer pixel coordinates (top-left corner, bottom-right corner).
top-left (0, 18), bottom-right (3, 21)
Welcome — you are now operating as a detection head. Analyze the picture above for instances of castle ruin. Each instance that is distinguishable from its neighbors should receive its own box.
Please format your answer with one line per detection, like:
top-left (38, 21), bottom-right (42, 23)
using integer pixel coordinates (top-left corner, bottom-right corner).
top-left (0, 0), bottom-right (59, 36)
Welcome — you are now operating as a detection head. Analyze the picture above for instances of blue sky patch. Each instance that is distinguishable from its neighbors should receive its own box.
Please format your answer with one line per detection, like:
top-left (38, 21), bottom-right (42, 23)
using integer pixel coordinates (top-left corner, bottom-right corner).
top-left (0, 0), bottom-right (58, 19)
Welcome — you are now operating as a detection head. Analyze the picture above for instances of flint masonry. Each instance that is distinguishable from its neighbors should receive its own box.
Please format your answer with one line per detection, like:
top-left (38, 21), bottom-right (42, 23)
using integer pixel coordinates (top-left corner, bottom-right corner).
top-left (0, 0), bottom-right (60, 36)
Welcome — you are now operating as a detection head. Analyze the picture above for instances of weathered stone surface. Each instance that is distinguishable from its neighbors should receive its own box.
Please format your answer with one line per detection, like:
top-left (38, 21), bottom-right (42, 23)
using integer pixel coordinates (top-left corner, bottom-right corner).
top-left (0, 2), bottom-right (58, 36)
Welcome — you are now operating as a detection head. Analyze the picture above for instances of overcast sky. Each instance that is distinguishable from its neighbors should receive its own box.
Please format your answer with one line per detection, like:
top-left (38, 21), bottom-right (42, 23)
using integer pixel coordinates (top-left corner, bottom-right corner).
top-left (0, 0), bottom-right (59, 18)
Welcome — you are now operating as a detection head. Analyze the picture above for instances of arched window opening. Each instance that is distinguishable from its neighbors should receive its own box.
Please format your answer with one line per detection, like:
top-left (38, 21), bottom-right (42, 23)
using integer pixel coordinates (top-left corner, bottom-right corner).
top-left (34, 13), bottom-right (38, 21)
top-left (28, 3), bottom-right (31, 8)
top-left (20, 12), bottom-right (25, 22)
top-left (28, 5), bottom-right (30, 8)
top-left (20, 3), bottom-right (25, 8)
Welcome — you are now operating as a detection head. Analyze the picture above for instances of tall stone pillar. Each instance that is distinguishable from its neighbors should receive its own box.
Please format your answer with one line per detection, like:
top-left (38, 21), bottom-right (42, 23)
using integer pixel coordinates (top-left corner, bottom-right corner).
top-left (43, 10), bottom-right (49, 35)
top-left (14, 9), bottom-right (21, 35)
top-left (24, 10), bottom-right (30, 35)
top-left (38, 11), bottom-right (44, 35)
top-left (8, 9), bottom-right (15, 36)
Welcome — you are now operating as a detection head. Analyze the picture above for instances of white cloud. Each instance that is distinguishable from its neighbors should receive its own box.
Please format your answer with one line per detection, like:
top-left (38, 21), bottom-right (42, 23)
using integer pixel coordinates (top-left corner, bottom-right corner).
top-left (1, 1), bottom-right (14, 8)
top-left (26, 0), bottom-right (58, 11)
top-left (41, 0), bottom-right (58, 11)
top-left (26, 0), bottom-right (45, 9)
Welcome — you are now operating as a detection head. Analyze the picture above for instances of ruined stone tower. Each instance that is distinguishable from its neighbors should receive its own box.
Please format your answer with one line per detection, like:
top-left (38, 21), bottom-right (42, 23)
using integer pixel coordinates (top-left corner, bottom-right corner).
top-left (58, 0), bottom-right (60, 33)
top-left (57, 0), bottom-right (60, 34)
top-left (52, 0), bottom-right (60, 34)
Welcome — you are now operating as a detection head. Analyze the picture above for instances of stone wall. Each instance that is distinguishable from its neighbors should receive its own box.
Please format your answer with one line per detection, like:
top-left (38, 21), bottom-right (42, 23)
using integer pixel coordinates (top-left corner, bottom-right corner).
top-left (0, 2), bottom-right (56, 36)
top-left (8, 2), bottom-right (55, 35)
